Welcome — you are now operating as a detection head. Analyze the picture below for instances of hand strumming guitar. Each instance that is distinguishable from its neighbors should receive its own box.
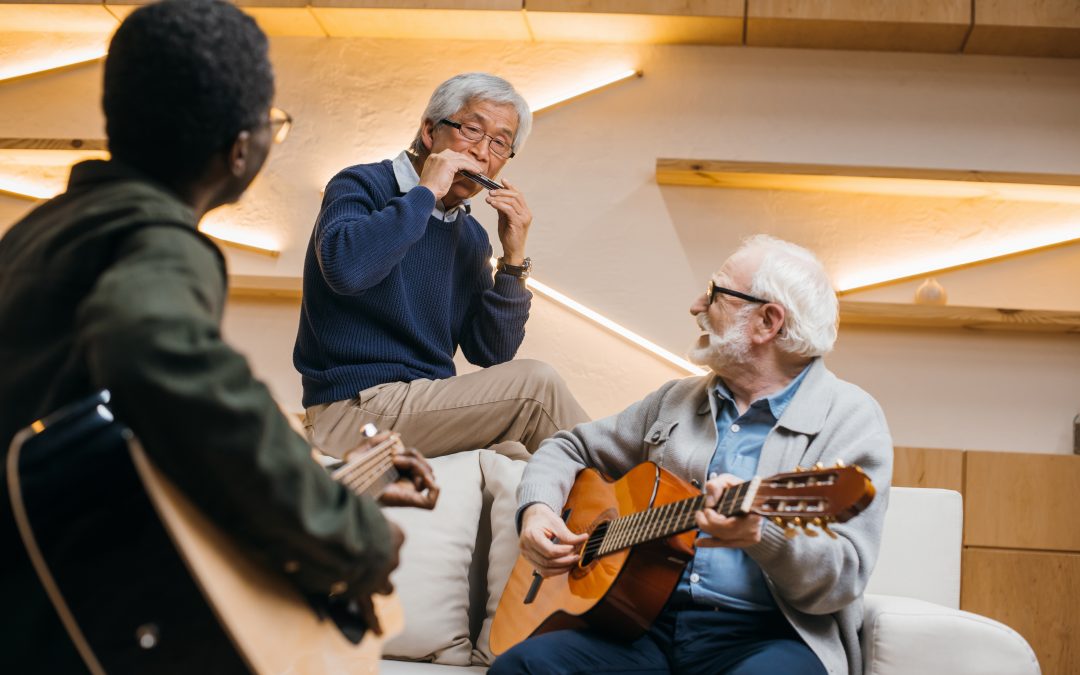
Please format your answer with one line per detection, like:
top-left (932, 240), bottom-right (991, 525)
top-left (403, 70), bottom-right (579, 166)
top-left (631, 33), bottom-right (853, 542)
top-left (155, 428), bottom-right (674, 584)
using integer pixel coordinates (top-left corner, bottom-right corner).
top-left (519, 503), bottom-right (589, 578)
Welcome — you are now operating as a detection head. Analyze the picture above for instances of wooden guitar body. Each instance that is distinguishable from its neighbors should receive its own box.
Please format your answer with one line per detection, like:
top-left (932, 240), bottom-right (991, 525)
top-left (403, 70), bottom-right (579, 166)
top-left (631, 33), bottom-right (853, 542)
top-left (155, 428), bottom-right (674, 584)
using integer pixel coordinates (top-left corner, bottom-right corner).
top-left (7, 392), bottom-right (400, 675)
top-left (490, 458), bottom-right (875, 656)
top-left (490, 462), bottom-right (698, 654)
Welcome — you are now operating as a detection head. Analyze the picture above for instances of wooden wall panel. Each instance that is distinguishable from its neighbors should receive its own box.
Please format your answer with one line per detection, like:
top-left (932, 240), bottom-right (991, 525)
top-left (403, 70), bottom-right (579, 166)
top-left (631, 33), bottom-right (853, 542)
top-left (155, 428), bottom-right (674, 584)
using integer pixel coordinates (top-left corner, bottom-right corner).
top-left (965, 0), bottom-right (1080, 59)
top-left (892, 446), bottom-right (964, 492)
top-left (526, 0), bottom-right (744, 18)
top-left (964, 451), bottom-right (1080, 551)
top-left (747, 0), bottom-right (970, 53)
top-left (962, 548), bottom-right (1077, 675)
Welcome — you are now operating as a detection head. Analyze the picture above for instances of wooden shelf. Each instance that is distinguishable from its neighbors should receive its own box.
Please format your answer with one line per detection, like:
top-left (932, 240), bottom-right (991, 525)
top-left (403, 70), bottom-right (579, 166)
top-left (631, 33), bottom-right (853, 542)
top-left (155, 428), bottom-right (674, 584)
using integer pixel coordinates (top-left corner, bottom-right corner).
top-left (839, 300), bottom-right (1080, 334)
top-left (229, 274), bottom-right (302, 300)
top-left (656, 159), bottom-right (1080, 203)
top-left (227, 278), bottom-right (1080, 335)
top-left (0, 138), bottom-right (107, 152)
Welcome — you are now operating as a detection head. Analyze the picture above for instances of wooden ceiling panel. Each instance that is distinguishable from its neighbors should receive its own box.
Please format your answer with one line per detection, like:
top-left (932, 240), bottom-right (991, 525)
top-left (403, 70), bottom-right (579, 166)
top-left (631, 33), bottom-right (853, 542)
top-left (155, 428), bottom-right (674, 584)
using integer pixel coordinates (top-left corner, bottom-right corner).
top-left (747, 0), bottom-right (971, 53)
top-left (965, 0), bottom-right (1080, 58)
top-left (308, 6), bottom-right (530, 39)
top-left (526, 12), bottom-right (742, 45)
top-left (526, 0), bottom-right (744, 18)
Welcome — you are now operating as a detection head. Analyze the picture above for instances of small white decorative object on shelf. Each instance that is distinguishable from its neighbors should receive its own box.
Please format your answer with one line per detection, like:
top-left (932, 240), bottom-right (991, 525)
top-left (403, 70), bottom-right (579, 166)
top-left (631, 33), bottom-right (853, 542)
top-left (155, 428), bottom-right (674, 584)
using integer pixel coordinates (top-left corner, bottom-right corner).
top-left (914, 278), bottom-right (947, 306)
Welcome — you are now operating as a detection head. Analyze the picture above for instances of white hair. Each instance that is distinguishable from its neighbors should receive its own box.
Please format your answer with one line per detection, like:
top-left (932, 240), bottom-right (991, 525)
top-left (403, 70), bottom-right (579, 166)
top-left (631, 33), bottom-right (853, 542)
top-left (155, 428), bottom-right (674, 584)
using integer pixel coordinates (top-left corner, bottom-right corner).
top-left (739, 234), bottom-right (838, 357)
top-left (413, 72), bottom-right (532, 154)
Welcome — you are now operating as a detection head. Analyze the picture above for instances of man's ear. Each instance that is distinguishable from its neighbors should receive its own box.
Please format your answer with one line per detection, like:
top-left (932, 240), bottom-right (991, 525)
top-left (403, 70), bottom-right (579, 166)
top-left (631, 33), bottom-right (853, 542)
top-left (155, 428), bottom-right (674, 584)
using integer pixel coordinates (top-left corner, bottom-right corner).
top-left (419, 119), bottom-right (436, 152)
top-left (756, 303), bottom-right (786, 344)
top-left (227, 130), bottom-right (252, 177)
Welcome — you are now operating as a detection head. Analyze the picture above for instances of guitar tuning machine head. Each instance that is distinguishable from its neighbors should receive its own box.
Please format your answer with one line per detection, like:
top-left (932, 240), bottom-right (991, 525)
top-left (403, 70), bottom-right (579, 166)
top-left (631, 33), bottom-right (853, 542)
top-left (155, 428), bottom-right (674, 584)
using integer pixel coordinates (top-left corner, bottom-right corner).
top-left (819, 518), bottom-right (838, 539)
top-left (834, 459), bottom-right (846, 468)
top-left (813, 462), bottom-right (825, 470)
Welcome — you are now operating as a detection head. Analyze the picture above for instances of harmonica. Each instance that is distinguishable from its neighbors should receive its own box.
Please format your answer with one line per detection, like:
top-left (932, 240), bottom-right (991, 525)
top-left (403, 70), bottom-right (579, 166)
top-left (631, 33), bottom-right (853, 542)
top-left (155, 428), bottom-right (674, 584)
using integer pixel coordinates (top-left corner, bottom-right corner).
top-left (461, 170), bottom-right (504, 191)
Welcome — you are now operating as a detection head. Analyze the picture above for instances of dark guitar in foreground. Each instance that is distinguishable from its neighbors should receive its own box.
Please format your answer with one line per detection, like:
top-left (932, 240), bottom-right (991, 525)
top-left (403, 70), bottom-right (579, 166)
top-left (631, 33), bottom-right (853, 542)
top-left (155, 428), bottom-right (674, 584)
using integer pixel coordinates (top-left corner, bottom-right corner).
top-left (6, 391), bottom-right (404, 675)
top-left (490, 460), bottom-right (875, 655)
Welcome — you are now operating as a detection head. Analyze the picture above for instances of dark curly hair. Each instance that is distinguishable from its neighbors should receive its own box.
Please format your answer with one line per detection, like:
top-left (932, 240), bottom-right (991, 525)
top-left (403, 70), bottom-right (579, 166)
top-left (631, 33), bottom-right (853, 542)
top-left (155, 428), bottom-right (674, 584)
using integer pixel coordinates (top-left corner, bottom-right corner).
top-left (103, 0), bottom-right (275, 185)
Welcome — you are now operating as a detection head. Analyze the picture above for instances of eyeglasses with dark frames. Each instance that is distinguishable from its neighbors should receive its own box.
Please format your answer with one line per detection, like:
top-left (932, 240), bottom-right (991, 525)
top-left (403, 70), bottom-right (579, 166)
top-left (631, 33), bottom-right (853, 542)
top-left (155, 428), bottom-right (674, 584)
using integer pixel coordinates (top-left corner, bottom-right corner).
top-left (707, 280), bottom-right (770, 306)
top-left (439, 118), bottom-right (515, 159)
top-left (269, 107), bottom-right (293, 144)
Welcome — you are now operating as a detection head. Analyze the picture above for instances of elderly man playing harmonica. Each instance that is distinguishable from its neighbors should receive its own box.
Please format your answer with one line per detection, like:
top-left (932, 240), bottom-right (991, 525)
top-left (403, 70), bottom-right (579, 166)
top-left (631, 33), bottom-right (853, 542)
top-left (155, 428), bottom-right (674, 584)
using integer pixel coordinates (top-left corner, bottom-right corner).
top-left (296, 73), bottom-right (589, 461)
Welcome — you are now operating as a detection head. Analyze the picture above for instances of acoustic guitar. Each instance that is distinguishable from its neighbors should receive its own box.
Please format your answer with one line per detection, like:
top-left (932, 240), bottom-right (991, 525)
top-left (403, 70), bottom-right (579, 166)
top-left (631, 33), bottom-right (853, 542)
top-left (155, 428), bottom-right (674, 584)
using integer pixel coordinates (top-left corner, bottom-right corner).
top-left (490, 460), bottom-right (875, 655)
top-left (6, 390), bottom-right (406, 675)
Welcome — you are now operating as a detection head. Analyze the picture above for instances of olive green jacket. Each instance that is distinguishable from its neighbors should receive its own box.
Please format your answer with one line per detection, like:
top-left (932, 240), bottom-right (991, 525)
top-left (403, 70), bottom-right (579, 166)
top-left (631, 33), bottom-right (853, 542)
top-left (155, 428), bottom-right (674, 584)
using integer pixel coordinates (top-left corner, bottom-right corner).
top-left (0, 161), bottom-right (392, 673)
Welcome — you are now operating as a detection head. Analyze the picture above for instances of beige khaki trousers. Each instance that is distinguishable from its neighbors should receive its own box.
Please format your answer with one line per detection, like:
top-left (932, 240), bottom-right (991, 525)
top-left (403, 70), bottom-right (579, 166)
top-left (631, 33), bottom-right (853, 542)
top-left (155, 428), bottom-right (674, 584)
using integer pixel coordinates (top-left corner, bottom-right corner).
top-left (304, 359), bottom-right (590, 460)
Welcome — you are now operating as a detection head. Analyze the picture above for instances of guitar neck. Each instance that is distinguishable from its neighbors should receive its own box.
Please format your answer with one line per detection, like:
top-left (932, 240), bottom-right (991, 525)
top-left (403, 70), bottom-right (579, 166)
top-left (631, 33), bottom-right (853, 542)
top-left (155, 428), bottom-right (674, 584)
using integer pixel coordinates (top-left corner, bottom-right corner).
top-left (594, 478), bottom-right (758, 557)
top-left (329, 436), bottom-right (400, 499)
top-left (587, 464), bottom-right (873, 560)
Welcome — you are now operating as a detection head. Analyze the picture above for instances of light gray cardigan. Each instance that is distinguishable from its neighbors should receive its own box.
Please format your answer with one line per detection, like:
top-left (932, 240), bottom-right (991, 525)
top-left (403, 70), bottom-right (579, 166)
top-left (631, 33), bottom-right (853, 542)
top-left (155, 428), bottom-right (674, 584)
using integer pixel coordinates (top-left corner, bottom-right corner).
top-left (518, 358), bottom-right (893, 675)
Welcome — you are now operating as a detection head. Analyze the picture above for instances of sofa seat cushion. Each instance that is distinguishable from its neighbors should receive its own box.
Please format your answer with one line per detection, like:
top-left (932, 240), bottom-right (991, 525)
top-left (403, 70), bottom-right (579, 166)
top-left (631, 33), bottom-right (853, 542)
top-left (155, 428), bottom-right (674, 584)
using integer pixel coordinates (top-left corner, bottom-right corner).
top-left (382, 452), bottom-right (484, 665)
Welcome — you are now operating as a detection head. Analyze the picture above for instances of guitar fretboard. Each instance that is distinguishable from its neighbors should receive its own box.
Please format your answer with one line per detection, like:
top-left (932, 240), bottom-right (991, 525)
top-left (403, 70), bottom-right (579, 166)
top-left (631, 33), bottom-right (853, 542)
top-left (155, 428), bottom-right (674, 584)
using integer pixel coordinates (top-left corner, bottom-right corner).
top-left (330, 437), bottom-right (400, 498)
top-left (589, 479), bottom-right (754, 559)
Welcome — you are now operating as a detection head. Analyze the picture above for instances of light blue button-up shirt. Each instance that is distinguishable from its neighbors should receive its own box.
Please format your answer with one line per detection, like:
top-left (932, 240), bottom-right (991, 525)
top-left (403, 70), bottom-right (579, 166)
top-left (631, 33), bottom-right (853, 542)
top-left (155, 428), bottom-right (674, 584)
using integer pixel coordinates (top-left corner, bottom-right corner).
top-left (671, 364), bottom-right (811, 611)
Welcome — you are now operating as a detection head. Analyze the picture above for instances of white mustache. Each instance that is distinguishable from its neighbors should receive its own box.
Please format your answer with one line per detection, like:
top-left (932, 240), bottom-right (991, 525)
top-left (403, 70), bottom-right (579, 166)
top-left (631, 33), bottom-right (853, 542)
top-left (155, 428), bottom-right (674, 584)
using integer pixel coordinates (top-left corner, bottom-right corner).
top-left (696, 313), bottom-right (715, 336)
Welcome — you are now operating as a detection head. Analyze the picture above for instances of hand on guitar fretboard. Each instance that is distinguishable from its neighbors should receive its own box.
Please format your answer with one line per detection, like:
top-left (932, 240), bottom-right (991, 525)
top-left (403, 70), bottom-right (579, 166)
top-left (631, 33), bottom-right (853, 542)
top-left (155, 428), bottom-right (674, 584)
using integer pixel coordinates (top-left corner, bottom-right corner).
top-left (315, 425), bottom-right (439, 509)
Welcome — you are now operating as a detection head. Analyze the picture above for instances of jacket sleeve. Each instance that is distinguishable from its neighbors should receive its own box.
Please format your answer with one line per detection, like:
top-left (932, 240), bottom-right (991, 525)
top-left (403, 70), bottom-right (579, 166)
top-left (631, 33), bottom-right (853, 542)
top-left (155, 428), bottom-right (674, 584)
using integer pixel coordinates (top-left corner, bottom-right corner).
top-left (458, 254), bottom-right (532, 367)
top-left (745, 393), bottom-right (893, 616)
top-left (315, 170), bottom-right (436, 295)
top-left (517, 381), bottom-right (679, 516)
top-left (75, 224), bottom-right (393, 599)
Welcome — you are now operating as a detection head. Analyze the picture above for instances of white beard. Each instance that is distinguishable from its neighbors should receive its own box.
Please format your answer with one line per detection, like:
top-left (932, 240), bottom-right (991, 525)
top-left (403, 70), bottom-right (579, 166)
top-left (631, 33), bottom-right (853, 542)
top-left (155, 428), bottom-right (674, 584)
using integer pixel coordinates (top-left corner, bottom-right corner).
top-left (688, 309), bottom-right (752, 371)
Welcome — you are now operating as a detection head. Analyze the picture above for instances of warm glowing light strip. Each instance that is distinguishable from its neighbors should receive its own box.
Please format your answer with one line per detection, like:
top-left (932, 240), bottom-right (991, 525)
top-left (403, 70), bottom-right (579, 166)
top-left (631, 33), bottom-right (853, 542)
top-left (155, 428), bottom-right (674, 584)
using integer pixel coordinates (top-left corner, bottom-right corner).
top-left (531, 69), bottom-right (642, 114)
top-left (0, 179), bottom-right (52, 201)
top-left (836, 230), bottom-right (1080, 294)
top-left (491, 259), bottom-right (704, 375)
top-left (0, 52), bottom-right (106, 85)
top-left (199, 223), bottom-right (282, 257)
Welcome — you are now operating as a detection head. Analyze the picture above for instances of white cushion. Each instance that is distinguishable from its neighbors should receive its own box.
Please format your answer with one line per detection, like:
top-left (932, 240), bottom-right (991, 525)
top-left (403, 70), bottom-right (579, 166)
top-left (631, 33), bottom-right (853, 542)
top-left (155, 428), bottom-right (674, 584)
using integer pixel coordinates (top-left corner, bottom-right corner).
top-left (861, 594), bottom-right (1040, 675)
top-left (867, 487), bottom-right (962, 608)
top-left (382, 452), bottom-right (484, 665)
top-left (472, 450), bottom-right (527, 665)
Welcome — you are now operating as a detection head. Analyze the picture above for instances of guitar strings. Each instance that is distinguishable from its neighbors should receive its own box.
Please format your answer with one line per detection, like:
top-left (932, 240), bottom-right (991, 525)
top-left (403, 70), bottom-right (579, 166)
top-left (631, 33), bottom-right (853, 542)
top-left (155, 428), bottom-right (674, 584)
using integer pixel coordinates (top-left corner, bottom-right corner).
top-left (591, 479), bottom-right (756, 557)
top-left (332, 436), bottom-right (401, 496)
top-left (341, 456), bottom-right (401, 496)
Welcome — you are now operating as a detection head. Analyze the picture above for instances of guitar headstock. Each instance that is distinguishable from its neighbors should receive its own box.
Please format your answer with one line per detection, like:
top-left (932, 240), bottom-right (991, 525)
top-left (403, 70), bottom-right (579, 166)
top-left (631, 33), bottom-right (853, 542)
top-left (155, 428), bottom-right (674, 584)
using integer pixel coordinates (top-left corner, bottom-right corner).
top-left (751, 462), bottom-right (875, 539)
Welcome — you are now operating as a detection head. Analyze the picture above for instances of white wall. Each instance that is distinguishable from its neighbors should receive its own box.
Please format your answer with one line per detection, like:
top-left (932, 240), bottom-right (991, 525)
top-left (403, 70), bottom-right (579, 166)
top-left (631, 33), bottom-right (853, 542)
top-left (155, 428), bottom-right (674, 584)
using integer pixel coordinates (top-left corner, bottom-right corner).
top-left (3, 36), bottom-right (1078, 453)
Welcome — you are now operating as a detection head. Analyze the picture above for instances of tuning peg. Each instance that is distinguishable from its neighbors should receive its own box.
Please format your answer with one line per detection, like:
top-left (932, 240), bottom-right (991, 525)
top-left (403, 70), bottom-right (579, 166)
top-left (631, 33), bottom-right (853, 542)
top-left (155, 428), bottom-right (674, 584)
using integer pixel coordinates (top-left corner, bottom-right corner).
top-left (801, 523), bottom-right (819, 537)
top-left (834, 459), bottom-right (846, 468)
top-left (813, 462), bottom-right (824, 470)
top-left (783, 524), bottom-right (799, 539)
top-left (820, 521), bottom-right (838, 539)
top-left (793, 465), bottom-right (804, 472)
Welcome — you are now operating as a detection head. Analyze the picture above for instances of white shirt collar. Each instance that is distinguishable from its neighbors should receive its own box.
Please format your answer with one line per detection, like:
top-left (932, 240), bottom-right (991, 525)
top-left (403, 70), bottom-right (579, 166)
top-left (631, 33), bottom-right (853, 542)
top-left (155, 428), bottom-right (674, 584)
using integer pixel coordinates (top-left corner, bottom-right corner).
top-left (392, 150), bottom-right (469, 223)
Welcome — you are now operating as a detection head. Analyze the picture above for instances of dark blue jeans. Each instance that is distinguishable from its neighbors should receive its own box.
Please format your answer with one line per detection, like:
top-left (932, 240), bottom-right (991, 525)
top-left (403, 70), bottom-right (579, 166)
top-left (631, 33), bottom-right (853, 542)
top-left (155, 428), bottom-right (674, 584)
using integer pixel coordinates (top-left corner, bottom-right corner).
top-left (489, 604), bottom-right (827, 675)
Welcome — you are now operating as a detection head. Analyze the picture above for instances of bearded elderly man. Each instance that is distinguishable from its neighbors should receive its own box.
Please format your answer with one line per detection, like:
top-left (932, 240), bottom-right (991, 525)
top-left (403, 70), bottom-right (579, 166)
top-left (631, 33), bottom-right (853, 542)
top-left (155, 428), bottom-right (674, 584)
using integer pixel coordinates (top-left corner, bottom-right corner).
top-left (296, 73), bottom-right (588, 460)
top-left (494, 235), bottom-right (893, 675)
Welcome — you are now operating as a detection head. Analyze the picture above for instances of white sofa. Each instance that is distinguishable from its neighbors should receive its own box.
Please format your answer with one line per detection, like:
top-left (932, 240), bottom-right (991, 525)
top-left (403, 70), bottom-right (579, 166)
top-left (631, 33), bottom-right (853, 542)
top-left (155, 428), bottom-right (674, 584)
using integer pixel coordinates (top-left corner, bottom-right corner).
top-left (378, 453), bottom-right (1039, 675)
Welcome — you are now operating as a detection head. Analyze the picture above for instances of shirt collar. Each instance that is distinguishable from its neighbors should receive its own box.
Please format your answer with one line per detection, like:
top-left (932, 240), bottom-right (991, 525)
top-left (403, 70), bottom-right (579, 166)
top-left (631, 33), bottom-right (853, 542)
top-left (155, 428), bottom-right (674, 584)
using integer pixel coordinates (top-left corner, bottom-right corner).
top-left (392, 150), bottom-right (469, 223)
top-left (713, 361), bottom-right (813, 421)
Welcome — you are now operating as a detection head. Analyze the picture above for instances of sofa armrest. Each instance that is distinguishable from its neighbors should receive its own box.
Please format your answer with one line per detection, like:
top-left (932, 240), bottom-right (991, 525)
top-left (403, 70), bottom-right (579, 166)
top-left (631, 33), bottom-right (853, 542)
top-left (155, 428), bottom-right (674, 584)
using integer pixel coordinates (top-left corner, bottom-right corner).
top-left (861, 594), bottom-right (1040, 675)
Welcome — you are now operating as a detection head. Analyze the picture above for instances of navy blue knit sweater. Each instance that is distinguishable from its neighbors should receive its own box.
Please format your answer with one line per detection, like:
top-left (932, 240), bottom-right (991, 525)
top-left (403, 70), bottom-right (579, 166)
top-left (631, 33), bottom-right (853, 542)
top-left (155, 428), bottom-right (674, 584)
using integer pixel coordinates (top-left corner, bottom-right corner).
top-left (293, 160), bottom-right (531, 408)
